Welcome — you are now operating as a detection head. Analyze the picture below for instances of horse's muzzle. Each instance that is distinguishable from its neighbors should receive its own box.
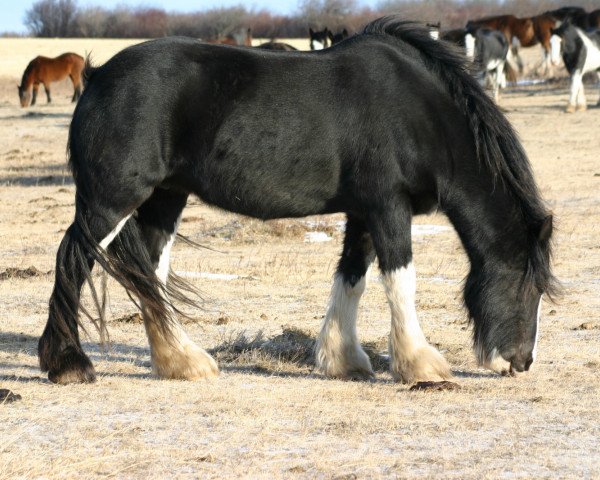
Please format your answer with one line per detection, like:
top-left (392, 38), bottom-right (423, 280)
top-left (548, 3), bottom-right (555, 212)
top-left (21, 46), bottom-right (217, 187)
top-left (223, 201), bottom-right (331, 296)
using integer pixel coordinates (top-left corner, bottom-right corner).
top-left (509, 354), bottom-right (534, 373)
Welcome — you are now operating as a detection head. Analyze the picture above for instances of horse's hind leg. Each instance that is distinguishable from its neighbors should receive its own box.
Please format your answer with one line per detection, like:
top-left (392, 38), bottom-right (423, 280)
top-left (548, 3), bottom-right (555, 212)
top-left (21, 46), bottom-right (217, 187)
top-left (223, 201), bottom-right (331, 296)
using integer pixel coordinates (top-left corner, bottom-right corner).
top-left (70, 75), bottom-right (82, 102)
top-left (39, 208), bottom-right (132, 384)
top-left (316, 216), bottom-right (375, 380)
top-left (367, 196), bottom-right (452, 383)
top-left (134, 188), bottom-right (218, 380)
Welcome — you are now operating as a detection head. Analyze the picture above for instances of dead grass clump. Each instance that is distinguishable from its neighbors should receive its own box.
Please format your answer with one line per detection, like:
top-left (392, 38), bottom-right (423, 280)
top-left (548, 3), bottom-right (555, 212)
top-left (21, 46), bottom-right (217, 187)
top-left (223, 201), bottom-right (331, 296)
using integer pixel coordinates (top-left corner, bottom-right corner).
top-left (0, 266), bottom-right (50, 280)
top-left (210, 327), bottom-right (390, 374)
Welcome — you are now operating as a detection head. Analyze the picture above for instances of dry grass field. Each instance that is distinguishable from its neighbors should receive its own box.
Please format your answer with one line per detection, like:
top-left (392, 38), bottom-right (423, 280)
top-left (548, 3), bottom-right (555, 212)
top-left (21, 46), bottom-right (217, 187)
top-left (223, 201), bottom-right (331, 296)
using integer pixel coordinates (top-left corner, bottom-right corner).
top-left (0, 38), bottom-right (599, 479)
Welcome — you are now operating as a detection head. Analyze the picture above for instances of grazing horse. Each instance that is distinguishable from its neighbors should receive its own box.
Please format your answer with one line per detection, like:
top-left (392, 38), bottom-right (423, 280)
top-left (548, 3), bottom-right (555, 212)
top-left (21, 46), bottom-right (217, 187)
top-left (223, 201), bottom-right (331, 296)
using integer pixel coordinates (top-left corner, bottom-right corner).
top-left (38, 19), bottom-right (556, 386)
top-left (328, 28), bottom-right (349, 45)
top-left (551, 22), bottom-right (600, 112)
top-left (309, 27), bottom-right (330, 50)
top-left (465, 28), bottom-right (509, 102)
top-left (18, 52), bottom-right (84, 107)
top-left (257, 41), bottom-right (298, 51)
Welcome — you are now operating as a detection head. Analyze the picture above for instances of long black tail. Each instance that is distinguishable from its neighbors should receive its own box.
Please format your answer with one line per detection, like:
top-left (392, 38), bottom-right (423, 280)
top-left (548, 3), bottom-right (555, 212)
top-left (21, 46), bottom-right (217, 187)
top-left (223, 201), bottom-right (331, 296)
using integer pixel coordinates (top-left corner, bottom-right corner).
top-left (49, 202), bottom-right (202, 347)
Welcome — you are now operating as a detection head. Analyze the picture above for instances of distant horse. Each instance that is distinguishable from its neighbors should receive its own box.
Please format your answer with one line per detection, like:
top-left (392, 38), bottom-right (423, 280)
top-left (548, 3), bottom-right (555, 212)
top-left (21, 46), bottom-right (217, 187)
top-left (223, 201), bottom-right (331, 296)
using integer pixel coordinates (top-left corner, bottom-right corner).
top-left (206, 28), bottom-right (252, 46)
top-left (38, 19), bottom-right (556, 387)
top-left (465, 28), bottom-right (509, 102)
top-left (551, 22), bottom-right (600, 112)
top-left (466, 15), bottom-right (526, 79)
top-left (17, 52), bottom-right (84, 107)
top-left (257, 41), bottom-right (298, 51)
top-left (328, 28), bottom-right (349, 45)
top-left (547, 7), bottom-right (600, 30)
top-left (309, 27), bottom-right (330, 50)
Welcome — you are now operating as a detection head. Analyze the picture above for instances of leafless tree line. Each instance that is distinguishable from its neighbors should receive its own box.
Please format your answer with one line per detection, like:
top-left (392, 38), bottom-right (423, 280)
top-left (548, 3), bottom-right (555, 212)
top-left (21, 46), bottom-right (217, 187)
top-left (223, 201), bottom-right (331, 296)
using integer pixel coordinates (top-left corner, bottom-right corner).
top-left (19, 0), bottom-right (600, 39)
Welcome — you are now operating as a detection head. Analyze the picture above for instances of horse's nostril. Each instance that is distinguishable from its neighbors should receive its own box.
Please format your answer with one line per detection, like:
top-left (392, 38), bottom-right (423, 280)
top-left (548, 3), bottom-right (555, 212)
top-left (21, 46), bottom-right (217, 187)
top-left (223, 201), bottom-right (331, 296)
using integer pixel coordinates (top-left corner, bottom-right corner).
top-left (524, 357), bottom-right (533, 371)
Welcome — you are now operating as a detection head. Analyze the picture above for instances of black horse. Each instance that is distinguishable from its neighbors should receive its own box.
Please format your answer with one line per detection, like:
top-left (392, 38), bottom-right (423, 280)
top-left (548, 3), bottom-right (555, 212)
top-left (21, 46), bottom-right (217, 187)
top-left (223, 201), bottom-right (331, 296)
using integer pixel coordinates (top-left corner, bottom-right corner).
top-left (39, 18), bottom-right (557, 385)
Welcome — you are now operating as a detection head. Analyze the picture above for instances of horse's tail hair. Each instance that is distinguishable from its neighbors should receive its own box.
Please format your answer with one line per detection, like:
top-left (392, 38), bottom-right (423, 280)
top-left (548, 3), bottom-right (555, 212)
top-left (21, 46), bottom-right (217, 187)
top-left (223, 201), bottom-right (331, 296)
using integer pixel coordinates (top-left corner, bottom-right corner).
top-left (49, 195), bottom-right (203, 349)
top-left (363, 17), bottom-right (559, 297)
top-left (82, 53), bottom-right (98, 87)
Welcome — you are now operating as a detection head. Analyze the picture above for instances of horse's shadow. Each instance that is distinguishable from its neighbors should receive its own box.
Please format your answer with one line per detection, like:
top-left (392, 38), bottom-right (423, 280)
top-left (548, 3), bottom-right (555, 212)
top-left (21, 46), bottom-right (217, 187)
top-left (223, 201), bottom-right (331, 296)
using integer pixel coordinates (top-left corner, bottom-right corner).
top-left (1, 111), bottom-right (73, 121)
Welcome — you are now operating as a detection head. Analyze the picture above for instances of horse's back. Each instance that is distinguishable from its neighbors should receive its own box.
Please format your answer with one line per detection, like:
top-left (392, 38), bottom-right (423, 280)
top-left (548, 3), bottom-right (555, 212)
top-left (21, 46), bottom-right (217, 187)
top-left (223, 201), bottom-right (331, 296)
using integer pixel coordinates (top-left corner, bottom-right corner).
top-left (72, 35), bottom-right (472, 218)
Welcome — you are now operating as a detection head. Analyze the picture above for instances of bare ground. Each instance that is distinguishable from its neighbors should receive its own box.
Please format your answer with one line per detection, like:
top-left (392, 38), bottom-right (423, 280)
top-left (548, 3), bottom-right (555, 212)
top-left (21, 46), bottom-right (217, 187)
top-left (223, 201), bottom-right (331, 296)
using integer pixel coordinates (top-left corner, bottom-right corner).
top-left (0, 41), bottom-right (599, 479)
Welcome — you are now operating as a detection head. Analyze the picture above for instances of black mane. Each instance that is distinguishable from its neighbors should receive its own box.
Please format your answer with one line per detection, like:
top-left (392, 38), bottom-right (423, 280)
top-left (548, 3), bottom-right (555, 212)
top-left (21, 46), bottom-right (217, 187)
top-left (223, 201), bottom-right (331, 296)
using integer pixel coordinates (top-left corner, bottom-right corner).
top-left (363, 17), bottom-right (558, 297)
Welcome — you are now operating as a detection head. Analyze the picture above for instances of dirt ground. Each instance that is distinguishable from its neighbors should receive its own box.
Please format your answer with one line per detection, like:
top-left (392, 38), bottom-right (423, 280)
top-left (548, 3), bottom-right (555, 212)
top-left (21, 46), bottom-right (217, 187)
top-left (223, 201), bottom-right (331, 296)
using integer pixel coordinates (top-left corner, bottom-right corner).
top-left (0, 39), bottom-right (599, 479)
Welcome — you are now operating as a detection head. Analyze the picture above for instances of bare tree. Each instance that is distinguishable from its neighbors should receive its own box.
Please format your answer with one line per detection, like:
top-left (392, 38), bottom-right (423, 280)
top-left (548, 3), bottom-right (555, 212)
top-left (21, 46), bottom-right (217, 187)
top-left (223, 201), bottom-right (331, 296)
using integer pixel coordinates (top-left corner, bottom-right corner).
top-left (25, 0), bottom-right (78, 37)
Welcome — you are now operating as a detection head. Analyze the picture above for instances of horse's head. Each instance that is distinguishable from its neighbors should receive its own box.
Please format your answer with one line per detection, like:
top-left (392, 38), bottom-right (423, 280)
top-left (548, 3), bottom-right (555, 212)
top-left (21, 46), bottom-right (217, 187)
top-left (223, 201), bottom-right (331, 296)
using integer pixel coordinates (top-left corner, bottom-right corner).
top-left (309, 27), bottom-right (330, 50)
top-left (17, 84), bottom-right (30, 107)
top-left (328, 28), bottom-right (349, 45)
top-left (550, 21), bottom-right (570, 66)
top-left (466, 215), bottom-right (555, 375)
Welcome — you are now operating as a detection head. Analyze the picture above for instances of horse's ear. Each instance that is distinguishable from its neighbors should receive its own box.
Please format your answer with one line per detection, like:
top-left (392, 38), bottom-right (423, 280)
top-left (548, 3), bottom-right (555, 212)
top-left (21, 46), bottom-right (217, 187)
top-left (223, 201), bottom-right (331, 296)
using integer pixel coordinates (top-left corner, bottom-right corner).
top-left (538, 215), bottom-right (553, 243)
top-left (327, 31), bottom-right (334, 41)
top-left (342, 28), bottom-right (348, 36)
top-left (309, 28), bottom-right (314, 36)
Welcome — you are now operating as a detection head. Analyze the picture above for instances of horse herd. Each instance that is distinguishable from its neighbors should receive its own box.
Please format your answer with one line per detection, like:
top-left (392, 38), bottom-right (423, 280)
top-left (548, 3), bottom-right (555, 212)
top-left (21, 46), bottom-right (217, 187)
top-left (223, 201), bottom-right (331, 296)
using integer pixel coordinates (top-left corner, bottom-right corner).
top-left (9, 11), bottom-right (587, 390)
top-left (17, 7), bottom-right (600, 115)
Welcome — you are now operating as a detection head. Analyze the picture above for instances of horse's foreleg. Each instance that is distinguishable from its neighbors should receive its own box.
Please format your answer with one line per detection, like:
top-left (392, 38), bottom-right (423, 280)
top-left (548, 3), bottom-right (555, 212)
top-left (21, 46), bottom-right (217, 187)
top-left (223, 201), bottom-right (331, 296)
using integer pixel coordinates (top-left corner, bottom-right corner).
top-left (368, 197), bottom-right (452, 384)
top-left (315, 216), bottom-right (375, 380)
top-left (135, 188), bottom-right (218, 380)
top-left (31, 83), bottom-right (39, 106)
top-left (567, 70), bottom-right (583, 112)
top-left (39, 210), bottom-right (130, 384)
top-left (43, 83), bottom-right (51, 104)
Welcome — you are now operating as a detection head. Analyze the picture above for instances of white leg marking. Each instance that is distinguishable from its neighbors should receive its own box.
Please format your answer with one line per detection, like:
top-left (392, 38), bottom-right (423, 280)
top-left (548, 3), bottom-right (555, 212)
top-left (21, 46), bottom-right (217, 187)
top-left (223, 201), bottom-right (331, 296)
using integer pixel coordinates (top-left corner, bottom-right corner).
top-left (483, 348), bottom-right (511, 375)
top-left (383, 263), bottom-right (451, 383)
top-left (568, 70), bottom-right (583, 111)
top-left (143, 214), bottom-right (218, 380)
top-left (99, 214), bottom-right (132, 250)
top-left (550, 34), bottom-right (562, 66)
top-left (155, 216), bottom-right (181, 283)
top-left (316, 274), bottom-right (373, 379)
top-left (532, 296), bottom-right (542, 361)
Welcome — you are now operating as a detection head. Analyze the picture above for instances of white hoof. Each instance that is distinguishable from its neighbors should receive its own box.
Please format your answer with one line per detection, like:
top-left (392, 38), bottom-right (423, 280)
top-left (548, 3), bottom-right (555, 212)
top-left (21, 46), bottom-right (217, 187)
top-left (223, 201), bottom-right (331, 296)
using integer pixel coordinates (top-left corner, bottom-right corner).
top-left (390, 344), bottom-right (452, 384)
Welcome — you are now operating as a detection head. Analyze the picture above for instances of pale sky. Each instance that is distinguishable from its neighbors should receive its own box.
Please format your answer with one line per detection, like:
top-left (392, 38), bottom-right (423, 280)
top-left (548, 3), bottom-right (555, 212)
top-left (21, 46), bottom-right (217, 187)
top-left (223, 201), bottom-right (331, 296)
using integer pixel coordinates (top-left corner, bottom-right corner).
top-left (0, 0), bottom-right (380, 34)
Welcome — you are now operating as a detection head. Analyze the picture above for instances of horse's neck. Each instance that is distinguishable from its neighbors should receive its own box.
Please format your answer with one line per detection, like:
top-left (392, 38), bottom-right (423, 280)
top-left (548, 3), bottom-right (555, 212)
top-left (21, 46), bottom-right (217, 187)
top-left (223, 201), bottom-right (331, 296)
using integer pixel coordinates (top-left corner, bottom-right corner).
top-left (442, 173), bottom-right (529, 268)
top-left (20, 66), bottom-right (34, 90)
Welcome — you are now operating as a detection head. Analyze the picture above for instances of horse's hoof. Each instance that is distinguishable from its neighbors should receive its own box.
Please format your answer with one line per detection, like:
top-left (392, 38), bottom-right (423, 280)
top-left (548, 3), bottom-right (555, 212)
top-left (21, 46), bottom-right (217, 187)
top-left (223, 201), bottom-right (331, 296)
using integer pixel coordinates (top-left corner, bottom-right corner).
top-left (576, 104), bottom-right (587, 112)
top-left (565, 104), bottom-right (576, 113)
top-left (44, 347), bottom-right (97, 384)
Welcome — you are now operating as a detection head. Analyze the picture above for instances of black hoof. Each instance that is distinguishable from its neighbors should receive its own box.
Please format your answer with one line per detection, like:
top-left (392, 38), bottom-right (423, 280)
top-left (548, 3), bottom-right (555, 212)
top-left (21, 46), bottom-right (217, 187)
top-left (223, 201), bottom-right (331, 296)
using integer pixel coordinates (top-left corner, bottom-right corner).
top-left (41, 346), bottom-right (96, 384)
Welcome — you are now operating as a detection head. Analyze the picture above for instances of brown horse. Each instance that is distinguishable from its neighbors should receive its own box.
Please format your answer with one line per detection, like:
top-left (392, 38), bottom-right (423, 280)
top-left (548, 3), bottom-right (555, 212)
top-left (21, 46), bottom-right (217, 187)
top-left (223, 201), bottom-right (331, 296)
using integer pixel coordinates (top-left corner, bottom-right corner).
top-left (206, 28), bottom-right (253, 47)
top-left (18, 52), bottom-right (84, 107)
top-left (466, 14), bottom-right (560, 76)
